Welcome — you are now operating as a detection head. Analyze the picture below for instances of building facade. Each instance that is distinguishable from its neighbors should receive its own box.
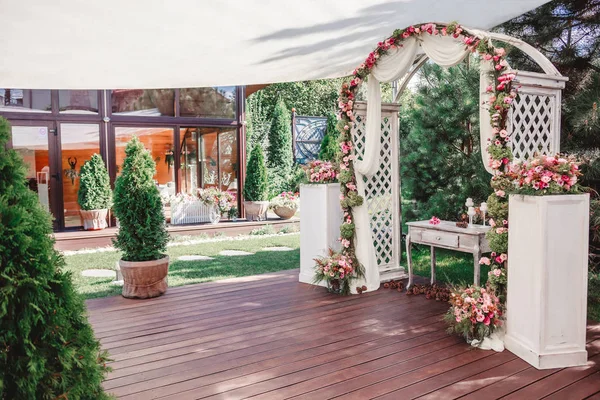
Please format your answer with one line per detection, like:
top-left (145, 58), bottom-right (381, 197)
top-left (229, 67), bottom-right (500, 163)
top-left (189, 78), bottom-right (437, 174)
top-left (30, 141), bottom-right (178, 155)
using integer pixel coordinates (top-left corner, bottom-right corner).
top-left (1, 87), bottom-right (247, 231)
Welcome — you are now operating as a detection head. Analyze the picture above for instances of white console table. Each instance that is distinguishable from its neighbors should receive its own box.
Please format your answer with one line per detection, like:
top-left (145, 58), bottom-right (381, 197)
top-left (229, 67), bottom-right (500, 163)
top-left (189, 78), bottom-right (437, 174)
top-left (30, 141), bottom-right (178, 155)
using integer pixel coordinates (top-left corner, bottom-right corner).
top-left (405, 220), bottom-right (491, 289)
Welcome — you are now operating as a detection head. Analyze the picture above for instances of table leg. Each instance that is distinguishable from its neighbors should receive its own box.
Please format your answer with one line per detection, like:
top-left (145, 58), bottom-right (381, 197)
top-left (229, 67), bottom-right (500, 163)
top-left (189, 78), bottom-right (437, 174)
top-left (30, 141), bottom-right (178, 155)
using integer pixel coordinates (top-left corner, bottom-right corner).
top-left (405, 233), bottom-right (413, 290)
top-left (430, 246), bottom-right (436, 285)
top-left (474, 245), bottom-right (481, 287)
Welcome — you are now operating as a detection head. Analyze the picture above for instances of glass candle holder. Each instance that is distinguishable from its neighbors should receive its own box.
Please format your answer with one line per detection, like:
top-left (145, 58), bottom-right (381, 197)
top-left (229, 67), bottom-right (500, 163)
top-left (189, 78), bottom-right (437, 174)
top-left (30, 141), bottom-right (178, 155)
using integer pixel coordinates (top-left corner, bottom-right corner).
top-left (480, 202), bottom-right (488, 226)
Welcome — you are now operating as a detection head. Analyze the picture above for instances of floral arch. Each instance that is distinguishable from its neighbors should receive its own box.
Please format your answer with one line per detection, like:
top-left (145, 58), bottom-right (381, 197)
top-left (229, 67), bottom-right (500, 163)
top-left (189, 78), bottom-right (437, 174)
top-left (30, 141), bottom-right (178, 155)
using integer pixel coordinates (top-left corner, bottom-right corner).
top-left (334, 22), bottom-right (567, 294)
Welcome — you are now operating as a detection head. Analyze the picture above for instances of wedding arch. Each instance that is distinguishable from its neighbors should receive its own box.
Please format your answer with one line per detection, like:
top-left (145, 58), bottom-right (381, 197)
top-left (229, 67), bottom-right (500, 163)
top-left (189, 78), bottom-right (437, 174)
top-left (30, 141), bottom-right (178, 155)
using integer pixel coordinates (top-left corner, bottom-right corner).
top-left (335, 22), bottom-right (567, 293)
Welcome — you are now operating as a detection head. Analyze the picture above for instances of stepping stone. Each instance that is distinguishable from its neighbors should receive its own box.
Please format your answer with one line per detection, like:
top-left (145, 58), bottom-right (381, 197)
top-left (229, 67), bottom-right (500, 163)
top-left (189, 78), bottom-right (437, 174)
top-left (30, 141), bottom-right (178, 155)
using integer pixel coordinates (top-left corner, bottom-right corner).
top-left (81, 269), bottom-right (116, 278)
top-left (178, 255), bottom-right (214, 261)
top-left (262, 247), bottom-right (294, 252)
top-left (111, 280), bottom-right (124, 286)
top-left (219, 250), bottom-right (254, 256)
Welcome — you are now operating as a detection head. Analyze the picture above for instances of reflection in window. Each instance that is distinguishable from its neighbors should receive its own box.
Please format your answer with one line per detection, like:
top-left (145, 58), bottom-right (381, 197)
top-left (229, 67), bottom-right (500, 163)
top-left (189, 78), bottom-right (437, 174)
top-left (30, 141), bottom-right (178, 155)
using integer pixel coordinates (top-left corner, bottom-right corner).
top-left (59, 90), bottom-right (99, 114)
top-left (0, 89), bottom-right (51, 113)
top-left (180, 128), bottom-right (199, 194)
top-left (179, 87), bottom-right (236, 119)
top-left (111, 89), bottom-right (175, 116)
top-left (114, 127), bottom-right (176, 192)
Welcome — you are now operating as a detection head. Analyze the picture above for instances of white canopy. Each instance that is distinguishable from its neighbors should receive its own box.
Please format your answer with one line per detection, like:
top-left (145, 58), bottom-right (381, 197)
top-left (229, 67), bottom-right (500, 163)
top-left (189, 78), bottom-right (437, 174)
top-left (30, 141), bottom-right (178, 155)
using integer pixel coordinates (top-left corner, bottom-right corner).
top-left (1, 0), bottom-right (548, 89)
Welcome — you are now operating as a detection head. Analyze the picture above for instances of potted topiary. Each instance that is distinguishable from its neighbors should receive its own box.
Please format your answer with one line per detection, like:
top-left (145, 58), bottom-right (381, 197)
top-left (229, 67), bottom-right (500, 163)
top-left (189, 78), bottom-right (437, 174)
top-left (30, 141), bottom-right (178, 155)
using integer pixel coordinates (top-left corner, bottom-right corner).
top-left (77, 153), bottom-right (112, 230)
top-left (243, 145), bottom-right (269, 221)
top-left (113, 136), bottom-right (170, 299)
top-left (270, 191), bottom-right (299, 220)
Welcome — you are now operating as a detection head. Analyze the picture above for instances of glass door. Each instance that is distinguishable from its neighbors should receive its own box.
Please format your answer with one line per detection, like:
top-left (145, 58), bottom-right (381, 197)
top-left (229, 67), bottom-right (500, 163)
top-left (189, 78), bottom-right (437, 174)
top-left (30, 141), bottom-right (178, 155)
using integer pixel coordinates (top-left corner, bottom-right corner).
top-left (58, 123), bottom-right (101, 229)
top-left (9, 121), bottom-right (60, 230)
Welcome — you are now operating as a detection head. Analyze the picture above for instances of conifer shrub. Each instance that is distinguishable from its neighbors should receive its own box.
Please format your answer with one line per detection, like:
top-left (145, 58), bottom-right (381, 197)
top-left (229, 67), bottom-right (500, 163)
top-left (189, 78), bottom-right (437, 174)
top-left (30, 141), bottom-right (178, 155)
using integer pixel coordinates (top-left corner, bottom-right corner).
top-left (318, 112), bottom-right (340, 162)
top-left (112, 136), bottom-right (169, 261)
top-left (266, 99), bottom-right (293, 173)
top-left (244, 145), bottom-right (269, 202)
top-left (0, 117), bottom-right (111, 399)
top-left (78, 153), bottom-right (112, 210)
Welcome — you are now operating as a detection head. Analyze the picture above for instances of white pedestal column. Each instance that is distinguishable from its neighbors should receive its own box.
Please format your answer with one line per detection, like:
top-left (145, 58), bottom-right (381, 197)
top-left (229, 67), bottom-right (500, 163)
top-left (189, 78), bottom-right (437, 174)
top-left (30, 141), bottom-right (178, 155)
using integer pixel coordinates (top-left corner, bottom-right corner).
top-left (299, 183), bottom-right (342, 286)
top-left (505, 194), bottom-right (589, 369)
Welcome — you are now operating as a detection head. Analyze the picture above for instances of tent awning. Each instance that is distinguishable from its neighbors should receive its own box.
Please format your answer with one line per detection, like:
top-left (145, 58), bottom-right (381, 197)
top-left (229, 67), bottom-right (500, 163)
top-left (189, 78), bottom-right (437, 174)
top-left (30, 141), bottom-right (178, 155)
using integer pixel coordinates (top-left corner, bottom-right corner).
top-left (0, 0), bottom-right (549, 89)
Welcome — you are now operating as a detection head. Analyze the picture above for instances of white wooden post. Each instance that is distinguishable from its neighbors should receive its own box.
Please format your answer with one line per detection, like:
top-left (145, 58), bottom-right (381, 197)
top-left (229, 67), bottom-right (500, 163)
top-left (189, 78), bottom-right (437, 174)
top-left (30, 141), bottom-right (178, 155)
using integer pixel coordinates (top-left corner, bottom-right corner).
top-left (505, 194), bottom-right (589, 369)
top-left (299, 183), bottom-right (342, 286)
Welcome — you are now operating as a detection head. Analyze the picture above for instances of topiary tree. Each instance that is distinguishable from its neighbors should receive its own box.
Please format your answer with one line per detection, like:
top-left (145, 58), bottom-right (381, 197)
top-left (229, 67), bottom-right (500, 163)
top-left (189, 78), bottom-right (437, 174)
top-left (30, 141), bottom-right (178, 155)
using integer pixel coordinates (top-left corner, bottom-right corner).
top-left (267, 99), bottom-right (293, 172)
top-left (244, 145), bottom-right (268, 201)
top-left (0, 117), bottom-right (111, 399)
top-left (318, 112), bottom-right (340, 162)
top-left (113, 136), bottom-right (169, 261)
top-left (78, 153), bottom-right (112, 210)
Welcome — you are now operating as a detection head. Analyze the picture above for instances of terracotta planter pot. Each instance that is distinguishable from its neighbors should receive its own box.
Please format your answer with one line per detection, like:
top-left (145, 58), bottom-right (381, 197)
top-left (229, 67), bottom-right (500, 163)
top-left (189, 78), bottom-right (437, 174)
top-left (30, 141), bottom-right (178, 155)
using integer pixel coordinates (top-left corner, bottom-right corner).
top-left (273, 206), bottom-right (297, 220)
top-left (80, 209), bottom-right (108, 230)
top-left (243, 201), bottom-right (269, 221)
top-left (119, 256), bottom-right (169, 299)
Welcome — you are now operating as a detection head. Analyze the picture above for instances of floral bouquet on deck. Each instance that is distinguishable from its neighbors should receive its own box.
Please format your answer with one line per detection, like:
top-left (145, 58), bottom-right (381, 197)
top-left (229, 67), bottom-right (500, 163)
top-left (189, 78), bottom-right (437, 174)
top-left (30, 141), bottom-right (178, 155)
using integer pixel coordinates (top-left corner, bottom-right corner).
top-left (304, 160), bottom-right (338, 184)
top-left (444, 285), bottom-right (503, 343)
top-left (197, 188), bottom-right (235, 216)
top-left (313, 249), bottom-right (355, 295)
top-left (509, 154), bottom-right (583, 195)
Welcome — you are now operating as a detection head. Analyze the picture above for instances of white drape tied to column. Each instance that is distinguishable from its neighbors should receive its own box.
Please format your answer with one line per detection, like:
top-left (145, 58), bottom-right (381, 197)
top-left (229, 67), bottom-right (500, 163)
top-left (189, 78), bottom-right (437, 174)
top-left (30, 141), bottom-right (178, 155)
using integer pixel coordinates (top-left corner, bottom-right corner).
top-left (352, 33), bottom-right (474, 294)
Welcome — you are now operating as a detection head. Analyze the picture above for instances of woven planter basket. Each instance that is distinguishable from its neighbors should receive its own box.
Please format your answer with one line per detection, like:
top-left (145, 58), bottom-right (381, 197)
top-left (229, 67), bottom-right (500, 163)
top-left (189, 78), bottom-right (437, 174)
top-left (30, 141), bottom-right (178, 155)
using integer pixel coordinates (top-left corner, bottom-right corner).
top-left (244, 201), bottom-right (269, 221)
top-left (119, 256), bottom-right (169, 299)
top-left (80, 209), bottom-right (108, 230)
top-left (273, 206), bottom-right (296, 220)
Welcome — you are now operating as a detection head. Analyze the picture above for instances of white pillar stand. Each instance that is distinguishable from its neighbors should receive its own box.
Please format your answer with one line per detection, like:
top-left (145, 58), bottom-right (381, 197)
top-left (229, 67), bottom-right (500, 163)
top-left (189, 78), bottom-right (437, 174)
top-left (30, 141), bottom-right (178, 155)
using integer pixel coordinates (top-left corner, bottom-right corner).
top-left (505, 194), bottom-right (589, 369)
top-left (299, 183), bottom-right (342, 287)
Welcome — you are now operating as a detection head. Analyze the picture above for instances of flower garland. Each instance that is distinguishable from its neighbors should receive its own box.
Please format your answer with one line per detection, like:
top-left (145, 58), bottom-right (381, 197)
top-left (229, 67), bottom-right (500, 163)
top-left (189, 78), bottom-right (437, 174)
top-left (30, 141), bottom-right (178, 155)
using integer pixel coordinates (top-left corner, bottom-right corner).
top-left (337, 22), bottom-right (515, 296)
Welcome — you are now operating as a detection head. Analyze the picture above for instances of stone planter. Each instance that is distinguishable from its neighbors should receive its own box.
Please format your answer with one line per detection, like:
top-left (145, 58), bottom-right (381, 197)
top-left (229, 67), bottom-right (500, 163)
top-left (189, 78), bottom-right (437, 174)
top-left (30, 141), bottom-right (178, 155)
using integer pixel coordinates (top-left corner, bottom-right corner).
top-left (505, 194), bottom-right (589, 369)
top-left (244, 201), bottom-right (269, 221)
top-left (299, 183), bottom-right (342, 287)
top-left (119, 256), bottom-right (169, 299)
top-left (80, 209), bottom-right (108, 230)
top-left (273, 205), bottom-right (297, 220)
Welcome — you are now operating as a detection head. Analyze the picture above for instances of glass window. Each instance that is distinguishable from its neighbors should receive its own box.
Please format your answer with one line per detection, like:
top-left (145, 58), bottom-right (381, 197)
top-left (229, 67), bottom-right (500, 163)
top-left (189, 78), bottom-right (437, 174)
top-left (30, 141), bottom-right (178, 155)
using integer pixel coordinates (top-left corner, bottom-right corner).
top-left (180, 128), bottom-right (199, 194)
top-left (114, 127), bottom-right (176, 190)
top-left (179, 87), bottom-right (236, 119)
top-left (59, 90), bottom-right (99, 114)
top-left (111, 89), bottom-right (174, 116)
top-left (0, 89), bottom-right (51, 113)
top-left (59, 123), bottom-right (101, 228)
top-left (218, 129), bottom-right (238, 194)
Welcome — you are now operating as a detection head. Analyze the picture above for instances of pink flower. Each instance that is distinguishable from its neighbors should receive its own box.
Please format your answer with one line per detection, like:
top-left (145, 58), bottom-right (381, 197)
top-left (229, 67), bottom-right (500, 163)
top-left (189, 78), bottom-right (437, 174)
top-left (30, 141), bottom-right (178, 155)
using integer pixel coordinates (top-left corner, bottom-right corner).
top-left (479, 257), bottom-right (491, 266)
top-left (429, 216), bottom-right (441, 225)
top-left (495, 48), bottom-right (506, 57)
top-left (483, 53), bottom-right (493, 61)
top-left (493, 268), bottom-right (502, 277)
top-left (495, 190), bottom-right (505, 197)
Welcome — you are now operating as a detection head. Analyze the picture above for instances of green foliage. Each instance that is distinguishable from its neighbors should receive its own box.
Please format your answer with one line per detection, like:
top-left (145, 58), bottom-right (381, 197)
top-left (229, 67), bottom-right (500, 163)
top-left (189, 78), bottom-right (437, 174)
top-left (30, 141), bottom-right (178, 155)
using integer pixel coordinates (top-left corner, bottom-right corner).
top-left (244, 145), bottom-right (269, 201)
top-left (113, 136), bottom-right (169, 262)
top-left (486, 230), bottom-right (508, 254)
top-left (77, 153), bottom-right (112, 211)
top-left (245, 90), bottom-right (271, 155)
top-left (340, 191), bottom-right (364, 208)
top-left (287, 164), bottom-right (308, 194)
top-left (0, 117), bottom-right (111, 399)
top-left (340, 223), bottom-right (355, 239)
top-left (318, 113), bottom-right (340, 162)
top-left (401, 61), bottom-right (491, 222)
top-left (266, 100), bottom-right (294, 198)
top-left (249, 224), bottom-right (276, 236)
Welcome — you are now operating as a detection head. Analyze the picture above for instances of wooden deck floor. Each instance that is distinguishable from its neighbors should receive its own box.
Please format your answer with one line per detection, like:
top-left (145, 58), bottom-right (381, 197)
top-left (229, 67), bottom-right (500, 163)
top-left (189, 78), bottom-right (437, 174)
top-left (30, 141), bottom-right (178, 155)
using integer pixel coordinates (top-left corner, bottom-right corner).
top-left (86, 269), bottom-right (600, 399)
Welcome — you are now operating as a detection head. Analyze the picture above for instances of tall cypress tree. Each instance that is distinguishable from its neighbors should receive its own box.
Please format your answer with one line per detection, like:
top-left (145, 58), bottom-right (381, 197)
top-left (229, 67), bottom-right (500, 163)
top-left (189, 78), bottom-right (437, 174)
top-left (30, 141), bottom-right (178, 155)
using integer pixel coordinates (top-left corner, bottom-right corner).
top-left (267, 100), bottom-right (293, 173)
top-left (0, 117), bottom-right (110, 399)
top-left (318, 112), bottom-right (340, 162)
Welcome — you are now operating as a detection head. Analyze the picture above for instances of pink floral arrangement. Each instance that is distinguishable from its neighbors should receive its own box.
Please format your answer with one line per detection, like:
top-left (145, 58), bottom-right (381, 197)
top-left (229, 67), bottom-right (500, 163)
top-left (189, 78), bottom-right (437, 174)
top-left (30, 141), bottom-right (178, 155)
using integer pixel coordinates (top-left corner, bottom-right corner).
top-left (313, 249), bottom-right (355, 295)
top-left (444, 286), bottom-right (503, 342)
top-left (197, 188), bottom-right (235, 215)
top-left (304, 160), bottom-right (338, 184)
top-left (429, 216), bottom-right (441, 225)
top-left (509, 154), bottom-right (582, 195)
top-left (270, 191), bottom-right (299, 210)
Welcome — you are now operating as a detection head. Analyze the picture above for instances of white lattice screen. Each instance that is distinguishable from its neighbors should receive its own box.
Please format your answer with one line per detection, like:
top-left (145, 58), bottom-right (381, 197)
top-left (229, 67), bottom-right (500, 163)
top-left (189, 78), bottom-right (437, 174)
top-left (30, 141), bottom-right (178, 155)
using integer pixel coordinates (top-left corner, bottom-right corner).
top-left (508, 71), bottom-right (567, 162)
top-left (352, 102), bottom-right (406, 281)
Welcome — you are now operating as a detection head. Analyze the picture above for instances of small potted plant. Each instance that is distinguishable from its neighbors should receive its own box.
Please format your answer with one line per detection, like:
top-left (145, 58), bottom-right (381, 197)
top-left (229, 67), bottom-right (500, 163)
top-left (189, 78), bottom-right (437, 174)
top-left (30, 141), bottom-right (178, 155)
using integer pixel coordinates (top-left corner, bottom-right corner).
top-left (113, 137), bottom-right (170, 299)
top-left (313, 249), bottom-right (355, 295)
top-left (229, 205), bottom-right (239, 222)
top-left (243, 145), bottom-right (269, 221)
top-left (77, 153), bottom-right (112, 230)
top-left (197, 187), bottom-right (234, 224)
top-left (270, 191), bottom-right (299, 220)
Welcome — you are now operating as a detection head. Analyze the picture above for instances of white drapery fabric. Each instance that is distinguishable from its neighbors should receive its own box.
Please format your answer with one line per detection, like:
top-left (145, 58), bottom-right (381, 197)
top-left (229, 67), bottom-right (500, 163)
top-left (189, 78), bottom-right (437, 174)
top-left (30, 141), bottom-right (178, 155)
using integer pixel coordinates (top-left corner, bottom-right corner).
top-left (479, 59), bottom-right (495, 174)
top-left (354, 33), bottom-right (477, 293)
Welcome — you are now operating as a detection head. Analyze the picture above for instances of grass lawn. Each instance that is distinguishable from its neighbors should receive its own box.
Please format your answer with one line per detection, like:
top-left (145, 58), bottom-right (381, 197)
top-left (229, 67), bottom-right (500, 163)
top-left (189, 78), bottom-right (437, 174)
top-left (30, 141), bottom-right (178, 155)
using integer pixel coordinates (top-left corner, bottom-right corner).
top-left (64, 234), bottom-right (300, 299)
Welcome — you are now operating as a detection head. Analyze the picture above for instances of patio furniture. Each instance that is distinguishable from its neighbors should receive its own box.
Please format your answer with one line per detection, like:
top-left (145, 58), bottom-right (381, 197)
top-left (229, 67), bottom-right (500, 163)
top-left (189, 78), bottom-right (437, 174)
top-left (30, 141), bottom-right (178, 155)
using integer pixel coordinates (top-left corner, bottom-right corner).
top-left (405, 220), bottom-right (491, 289)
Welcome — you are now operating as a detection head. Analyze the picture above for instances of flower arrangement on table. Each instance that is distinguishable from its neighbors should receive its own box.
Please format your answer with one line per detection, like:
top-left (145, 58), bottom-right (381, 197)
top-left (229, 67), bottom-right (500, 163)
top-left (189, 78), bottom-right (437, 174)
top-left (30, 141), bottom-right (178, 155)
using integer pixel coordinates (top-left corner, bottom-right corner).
top-left (197, 187), bottom-right (235, 216)
top-left (508, 154), bottom-right (582, 195)
top-left (304, 160), bottom-right (338, 184)
top-left (314, 249), bottom-right (355, 295)
top-left (444, 286), bottom-right (503, 343)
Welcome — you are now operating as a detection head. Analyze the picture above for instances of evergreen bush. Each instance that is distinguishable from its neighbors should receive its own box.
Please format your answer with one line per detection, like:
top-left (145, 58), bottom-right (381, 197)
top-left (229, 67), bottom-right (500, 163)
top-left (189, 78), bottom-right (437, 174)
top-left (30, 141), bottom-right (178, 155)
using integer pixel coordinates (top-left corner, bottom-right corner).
top-left (318, 112), bottom-right (340, 162)
top-left (266, 100), bottom-right (294, 197)
top-left (244, 145), bottom-right (268, 202)
top-left (113, 136), bottom-right (169, 262)
top-left (78, 153), bottom-right (112, 211)
top-left (0, 117), bottom-right (111, 399)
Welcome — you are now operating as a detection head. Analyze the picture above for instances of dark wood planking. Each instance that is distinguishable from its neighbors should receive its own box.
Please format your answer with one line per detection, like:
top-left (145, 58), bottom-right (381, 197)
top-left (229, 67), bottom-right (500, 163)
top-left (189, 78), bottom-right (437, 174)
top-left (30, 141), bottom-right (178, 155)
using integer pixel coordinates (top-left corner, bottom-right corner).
top-left (84, 270), bottom-right (600, 400)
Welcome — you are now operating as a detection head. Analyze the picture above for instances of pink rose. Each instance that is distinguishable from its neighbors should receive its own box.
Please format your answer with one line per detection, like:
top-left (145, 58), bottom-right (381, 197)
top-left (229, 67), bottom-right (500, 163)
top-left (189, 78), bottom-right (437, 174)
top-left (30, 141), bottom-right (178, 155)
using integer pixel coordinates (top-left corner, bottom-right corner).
top-left (479, 257), bottom-right (491, 266)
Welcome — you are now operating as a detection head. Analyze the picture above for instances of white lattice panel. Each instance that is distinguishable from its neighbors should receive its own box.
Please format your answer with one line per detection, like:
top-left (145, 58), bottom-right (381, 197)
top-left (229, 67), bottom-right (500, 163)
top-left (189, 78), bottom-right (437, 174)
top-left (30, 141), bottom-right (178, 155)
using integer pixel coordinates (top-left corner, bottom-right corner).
top-left (509, 94), bottom-right (554, 161)
top-left (352, 102), bottom-right (405, 280)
